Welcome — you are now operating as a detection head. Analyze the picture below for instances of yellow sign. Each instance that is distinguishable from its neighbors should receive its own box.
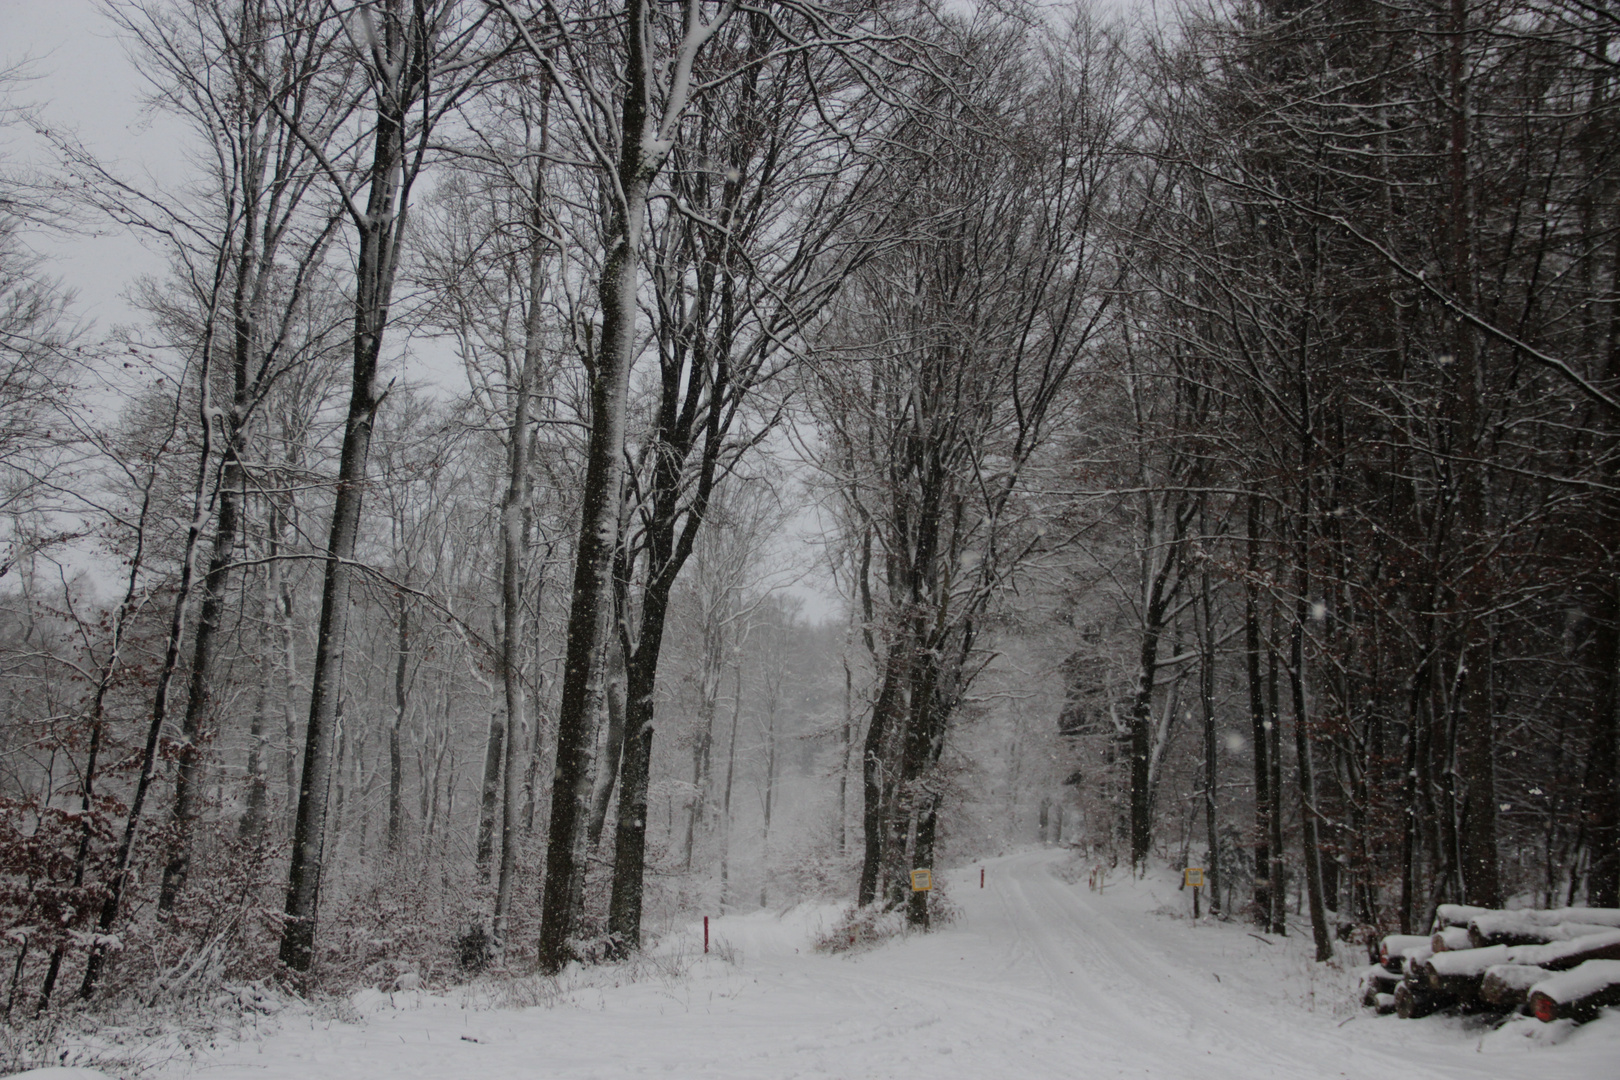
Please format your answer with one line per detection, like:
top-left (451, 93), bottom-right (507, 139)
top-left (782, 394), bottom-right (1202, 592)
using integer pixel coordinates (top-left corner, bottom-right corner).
top-left (910, 868), bottom-right (933, 892)
top-left (1183, 867), bottom-right (1205, 888)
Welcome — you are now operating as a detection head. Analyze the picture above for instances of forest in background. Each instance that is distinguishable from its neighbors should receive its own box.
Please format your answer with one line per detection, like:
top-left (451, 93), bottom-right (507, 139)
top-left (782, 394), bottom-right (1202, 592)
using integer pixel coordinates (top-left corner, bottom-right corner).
top-left (0, 0), bottom-right (1617, 1015)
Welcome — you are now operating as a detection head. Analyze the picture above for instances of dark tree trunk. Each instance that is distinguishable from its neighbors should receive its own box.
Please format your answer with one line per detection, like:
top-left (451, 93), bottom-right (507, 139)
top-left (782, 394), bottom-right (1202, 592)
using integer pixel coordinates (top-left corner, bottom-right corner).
top-left (240, 546), bottom-right (276, 845)
top-left (858, 647), bottom-right (905, 906)
top-left (1267, 625), bottom-right (1286, 935)
top-left (1200, 537), bottom-right (1219, 916)
top-left (279, 13), bottom-right (419, 966)
top-left (586, 641), bottom-right (626, 852)
top-left (475, 710), bottom-right (505, 878)
top-left (1129, 545), bottom-right (1179, 869)
top-left (1445, 0), bottom-right (1500, 911)
top-left (1292, 562), bottom-right (1333, 963)
top-left (389, 594), bottom-right (407, 853)
top-left (159, 455), bottom-right (245, 912)
top-left (1245, 495), bottom-right (1271, 927)
top-left (538, 173), bottom-right (642, 972)
top-left (719, 660), bottom-right (742, 910)
top-left (1587, 579), bottom-right (1620, 906)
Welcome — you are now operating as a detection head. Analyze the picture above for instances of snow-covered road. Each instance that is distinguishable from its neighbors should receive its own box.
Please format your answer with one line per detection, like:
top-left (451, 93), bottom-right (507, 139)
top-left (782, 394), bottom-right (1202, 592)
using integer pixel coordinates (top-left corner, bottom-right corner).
top-left (144, 849), bottom-right (1615, 1079)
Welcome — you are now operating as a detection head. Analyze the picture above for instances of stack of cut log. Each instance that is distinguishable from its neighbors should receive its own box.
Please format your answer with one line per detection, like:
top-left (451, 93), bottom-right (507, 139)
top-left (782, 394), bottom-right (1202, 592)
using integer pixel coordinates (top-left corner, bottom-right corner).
top-left (1361, 905), bottom-right (1620, 1024)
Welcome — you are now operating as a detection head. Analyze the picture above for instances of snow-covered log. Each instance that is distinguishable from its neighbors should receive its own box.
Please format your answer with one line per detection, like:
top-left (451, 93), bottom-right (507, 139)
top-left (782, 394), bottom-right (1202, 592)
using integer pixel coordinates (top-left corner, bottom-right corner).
top-left (1378, 934), bottom-right (1431, 973)
top-left (1399, 943), bottom-right (1434, 976)
top-left (1358, 964), bottom-right (1401, 1006)
top-left (1521, 907), bottom-right (1620, 928)
top-left (1527, 959), bottom-right (1620, 1023)
top-left (1394, 979), bottom-right (1448, 1019)
top-left (1417, 929), bottom-right (1620, 1002)
top-left (1479, 964), bottom-right (1552, 1009)
top-left (1512, 928), bottom-right (1620, 969)
top-left (1438, 906), bottom-right (1613, 932)
top-left (1435, 904), bottom-right (1620, 932)
top-left (1430, 926), bottom-right (1472, 953)
top-left (1433, 904), bottom-right (1494, 930)
top-left (1467, 913), bottom-right (1616, 948)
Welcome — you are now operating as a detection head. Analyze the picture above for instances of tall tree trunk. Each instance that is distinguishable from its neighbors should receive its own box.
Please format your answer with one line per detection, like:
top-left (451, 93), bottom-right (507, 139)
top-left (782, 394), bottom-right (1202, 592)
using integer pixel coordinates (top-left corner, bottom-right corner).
top-left (1200, 531), bottom-right (1220, 916)
top-left (1245, 495), bottom-right (1270, 927)
top-left (840, 646), bottom-right (854, 856)
top-left (1445, 0), bottom-right (1500, 910)
top-left (389, 593), bottom-right (407, 853)
top-left (1398, 656), bottom-right (1428, 933)
top-left (682, 621), bottom-right (723, 871)
top-left (278, 495), bottom-right (299, 842)
top-left (586, 641), bottom-right (627, 851)
top-left (858, 645), bottom-right (906, 905)
top-left (493, 244), bottom-right (542, 949)
top-left (1292, 552), bottom-right (1333, 962)
top-left (475, 710), bottom-right (505, 878)
top-left (1129, 548), bottom-right (1177, 869)
top-left (160, 446), bottom-right (246, 912)
top-left (758, 691), bottom-right (779, 908)
top-left (1587, 579), bottom-right (1620, 906)
top-left (537, 153), bottom-right (645, 974)
top-left (279, 58), bottom-right (412, 971)
top-left (1267, 632), bottom-right (1285, 935)
top-left (606, 575), bottom-right (680, 949)
top-left (240, 539), bottom-right (276, 845)
top-left (719, 659), bottom-right (742, 910)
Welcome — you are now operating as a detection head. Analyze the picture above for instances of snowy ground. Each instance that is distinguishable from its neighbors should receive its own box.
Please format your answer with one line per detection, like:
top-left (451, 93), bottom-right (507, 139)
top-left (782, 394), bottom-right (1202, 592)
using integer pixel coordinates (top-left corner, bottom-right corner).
top-left (31, 848), bottom-right (1618, 1079)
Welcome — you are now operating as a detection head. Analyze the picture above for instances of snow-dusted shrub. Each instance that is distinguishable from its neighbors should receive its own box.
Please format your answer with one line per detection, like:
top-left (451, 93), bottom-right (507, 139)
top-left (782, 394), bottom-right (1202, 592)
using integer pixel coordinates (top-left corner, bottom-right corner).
top-left (315, 861), bottom-right (466, 991)
top-left (0, 794), bottom-right (118, 1013)
top-left (455, 922), bottom-right (493, 974)
top-left (812, 904), bottom-right (909, 954)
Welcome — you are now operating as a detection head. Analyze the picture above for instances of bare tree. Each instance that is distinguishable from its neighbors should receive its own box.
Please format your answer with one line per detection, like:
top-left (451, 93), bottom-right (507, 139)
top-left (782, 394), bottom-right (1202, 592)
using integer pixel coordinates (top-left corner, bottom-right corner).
top-left (241, 0), bottom-right (498, 975)
top-left (815, 16), bottom-right (1129, 924)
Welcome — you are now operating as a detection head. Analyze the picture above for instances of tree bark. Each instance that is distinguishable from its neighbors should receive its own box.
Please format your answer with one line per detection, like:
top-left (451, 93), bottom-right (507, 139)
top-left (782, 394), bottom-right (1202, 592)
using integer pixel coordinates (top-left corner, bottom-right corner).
top-left (586, 639), bottom-right (627, 851)
top-left (280, 4), bottom-right (419, 967)
top-left (389, 593), bottom-right (407, 853)
top-left (1445, 0), bottom-right (1500, 911)
top-left (1245, 494), bottom-right (1271, 927)
top-left (719, 659), bottom-right (742, 910)
top-left (1292, 556), bottom-right (1333, 962)
top-left (239, 537), bottom-right (276, 845)
top-left (537, 142), bottom-right (643, 975)
top-left (1200, 524), bottom-right (1220, 916)
top-left (1587, 579), bottom-right (1620, 906)
top-left (493, 248), bottom-right (542, 947)
top-left (475, 710), bottom-right (505, 878)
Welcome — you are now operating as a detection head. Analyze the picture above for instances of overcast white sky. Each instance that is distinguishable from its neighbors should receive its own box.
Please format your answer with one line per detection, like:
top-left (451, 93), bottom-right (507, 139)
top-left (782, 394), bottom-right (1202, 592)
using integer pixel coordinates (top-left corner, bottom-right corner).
top-left (3, 0), bottom-right (183, 331)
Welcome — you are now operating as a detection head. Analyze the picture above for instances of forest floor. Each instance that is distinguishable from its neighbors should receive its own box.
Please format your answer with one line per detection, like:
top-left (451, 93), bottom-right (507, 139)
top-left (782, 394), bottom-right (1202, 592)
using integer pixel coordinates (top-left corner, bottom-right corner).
top-left (30, 848), bottom-right (1619, 1079)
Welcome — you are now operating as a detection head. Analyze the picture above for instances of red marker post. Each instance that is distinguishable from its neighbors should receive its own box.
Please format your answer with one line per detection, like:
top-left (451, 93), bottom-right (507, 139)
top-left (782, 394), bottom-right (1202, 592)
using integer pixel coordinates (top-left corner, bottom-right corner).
top-left (704, 916), bottom-right (710, 954)
top-left (980, 867), bottom-right (985, 888)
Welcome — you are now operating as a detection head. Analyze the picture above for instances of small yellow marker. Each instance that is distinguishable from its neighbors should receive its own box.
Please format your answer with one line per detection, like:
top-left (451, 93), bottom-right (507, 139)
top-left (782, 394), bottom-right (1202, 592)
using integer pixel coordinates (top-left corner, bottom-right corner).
top-left (1184, 867), bottom-right (1206, 919)
top-left (910, 868), bottom-right (933, 892)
